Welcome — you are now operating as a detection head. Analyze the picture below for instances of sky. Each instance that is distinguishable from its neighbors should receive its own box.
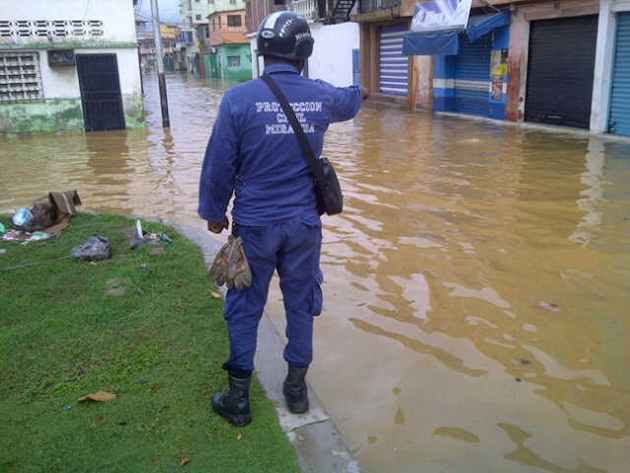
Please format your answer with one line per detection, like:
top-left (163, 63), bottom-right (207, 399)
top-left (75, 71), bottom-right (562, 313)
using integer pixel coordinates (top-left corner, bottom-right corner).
top-left (134, 0), bottom-right (181, 25)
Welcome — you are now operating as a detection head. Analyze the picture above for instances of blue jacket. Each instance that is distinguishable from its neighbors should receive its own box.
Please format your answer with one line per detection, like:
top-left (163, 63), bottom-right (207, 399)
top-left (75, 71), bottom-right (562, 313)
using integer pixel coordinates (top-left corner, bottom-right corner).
top-left (198, 63), bottom-right (363, 226)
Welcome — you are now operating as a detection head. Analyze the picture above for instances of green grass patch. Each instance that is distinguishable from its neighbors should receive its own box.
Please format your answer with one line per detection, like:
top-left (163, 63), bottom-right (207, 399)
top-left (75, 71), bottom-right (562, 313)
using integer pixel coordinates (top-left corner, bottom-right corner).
top-left (0, 213), bottom-right (299, 472)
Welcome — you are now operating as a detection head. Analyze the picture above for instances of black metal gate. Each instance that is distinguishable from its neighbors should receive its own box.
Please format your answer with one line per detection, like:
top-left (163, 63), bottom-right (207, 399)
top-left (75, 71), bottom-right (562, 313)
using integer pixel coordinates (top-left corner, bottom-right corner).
top-left (525, 15), bottom-right (598, 129)
top-left (76, 54), bottom-right (126, 131)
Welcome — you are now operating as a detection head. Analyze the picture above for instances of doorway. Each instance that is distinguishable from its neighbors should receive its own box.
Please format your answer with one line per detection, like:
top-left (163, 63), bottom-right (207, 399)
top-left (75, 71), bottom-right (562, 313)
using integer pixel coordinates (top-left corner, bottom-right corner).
top-left (76, 54), bottom-right (126, 131)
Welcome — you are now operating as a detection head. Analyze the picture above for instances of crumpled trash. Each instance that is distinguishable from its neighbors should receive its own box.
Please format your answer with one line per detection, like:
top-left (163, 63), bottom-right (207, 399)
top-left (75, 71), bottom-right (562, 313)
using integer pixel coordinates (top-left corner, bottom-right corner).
top-left (129, 220), bottom-right (172, 250)
top-left (23, 231), bottom-right (50, 243)
top-left (71, 235), bottom-right (112, 261)
top-left (209, 235), bottom-right (252, 291)
top-left (11, 208), bottom-right (32, 227)
top-left (78, 391), bottom-right (116, 402)
top-left (2, 229), bottom-right (22, 242)
top-left (29, 203), bottom-right (56, 229)
top-left (11, 190), bottom-right (81, 235)
top-left (130, 232), bottom-right (172, 249)
top-left (0, 222), bottom-right (5, 236)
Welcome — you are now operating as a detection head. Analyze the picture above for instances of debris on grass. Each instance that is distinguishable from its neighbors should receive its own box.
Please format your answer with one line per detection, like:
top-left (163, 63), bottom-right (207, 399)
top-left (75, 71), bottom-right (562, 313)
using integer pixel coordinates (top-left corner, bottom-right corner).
top-left (78, 391), bottom-right (116, 402)
top-left (180, 457), bottom-right (190, 466)
top-left (71, 235), bottom-right (112, 261)
top-left (23, 231), bottom-right (50, 244)
top-left (130, 220), bottom-right (172, 250)
top-left (11, 208), bottom-right (32, 227)
top-left (2, 229), bottom-right (23, 241)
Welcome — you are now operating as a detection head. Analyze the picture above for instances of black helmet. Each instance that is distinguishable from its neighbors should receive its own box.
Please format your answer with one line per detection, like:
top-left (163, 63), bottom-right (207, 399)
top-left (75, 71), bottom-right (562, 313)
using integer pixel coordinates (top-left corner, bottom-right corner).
top-left (257, 12), bottom-right (314, 61)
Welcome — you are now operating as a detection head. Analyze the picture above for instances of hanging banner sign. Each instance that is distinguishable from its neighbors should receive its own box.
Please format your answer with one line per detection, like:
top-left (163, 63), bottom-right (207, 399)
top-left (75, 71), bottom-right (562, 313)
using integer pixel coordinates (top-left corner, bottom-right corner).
top-left (410, 0), bottom-right (472, 32)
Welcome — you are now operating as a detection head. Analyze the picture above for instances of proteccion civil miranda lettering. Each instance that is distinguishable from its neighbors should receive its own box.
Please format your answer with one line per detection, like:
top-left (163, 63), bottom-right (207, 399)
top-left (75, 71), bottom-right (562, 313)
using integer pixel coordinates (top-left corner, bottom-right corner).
top-left (265, 123), bottom-right (315, 135)
top-left (256, 101), bottom-right (323, 113)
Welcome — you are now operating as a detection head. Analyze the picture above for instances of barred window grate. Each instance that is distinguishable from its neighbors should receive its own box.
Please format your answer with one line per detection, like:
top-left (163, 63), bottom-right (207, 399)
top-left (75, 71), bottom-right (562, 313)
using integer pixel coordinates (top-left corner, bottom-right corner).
top-left (0, 52), bottom-right (43, 102)
top-left (0, 20), bottom-right (104, 39)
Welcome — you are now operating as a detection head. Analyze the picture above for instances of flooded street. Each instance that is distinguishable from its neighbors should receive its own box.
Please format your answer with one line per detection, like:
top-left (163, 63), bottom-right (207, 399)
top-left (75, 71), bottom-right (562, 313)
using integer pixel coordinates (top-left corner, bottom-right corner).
top-left (2, 73), bottom-right (629, 472)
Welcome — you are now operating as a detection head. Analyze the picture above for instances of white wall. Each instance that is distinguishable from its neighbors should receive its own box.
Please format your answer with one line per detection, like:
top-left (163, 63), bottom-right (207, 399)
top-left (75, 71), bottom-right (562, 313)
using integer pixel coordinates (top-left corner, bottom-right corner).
top-left (2, 0), bottom-right (141, 103)
top-left (1, 0), bottom-right (137, 45)
top-left (590, 0), bottom-right (617, 133)
top-left (36, 48), bottom-right (141, 101)
top-left (249, 35), bottom-right (259, 79)
top-left (308, 22), bottom-right (359, 87)
top-left (38, 51), bottom-right (81, 98)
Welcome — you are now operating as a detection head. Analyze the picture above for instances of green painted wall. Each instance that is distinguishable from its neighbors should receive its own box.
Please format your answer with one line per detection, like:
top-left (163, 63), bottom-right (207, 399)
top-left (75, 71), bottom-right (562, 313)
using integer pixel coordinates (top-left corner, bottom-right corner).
top-left (0, 94), bottom-right (144, 134)
top-left (123, 94), bottom-right (145, 130)
top-left (204, 54), bottom-right (220, 79)
top-left (216, 44), bottom-right (252, 81)
top-left (0, 99), bottom-right (84, 134)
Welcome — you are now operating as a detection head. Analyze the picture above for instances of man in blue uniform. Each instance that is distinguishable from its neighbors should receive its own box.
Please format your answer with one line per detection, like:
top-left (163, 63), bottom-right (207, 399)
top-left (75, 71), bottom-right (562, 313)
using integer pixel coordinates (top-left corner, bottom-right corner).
top-left (198, 11), bottom-right (369, 426)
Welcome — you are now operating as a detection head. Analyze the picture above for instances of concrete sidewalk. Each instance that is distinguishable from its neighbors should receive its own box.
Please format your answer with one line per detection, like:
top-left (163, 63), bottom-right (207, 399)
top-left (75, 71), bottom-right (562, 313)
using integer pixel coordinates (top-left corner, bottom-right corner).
top-left (164, 219), bottom-right (361, 473)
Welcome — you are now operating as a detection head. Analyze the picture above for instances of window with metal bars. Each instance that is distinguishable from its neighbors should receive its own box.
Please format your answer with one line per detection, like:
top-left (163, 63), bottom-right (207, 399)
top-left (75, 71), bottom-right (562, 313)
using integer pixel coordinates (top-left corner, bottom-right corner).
top-left (227, 15), bottom-right (241, 27)
top-left (227, 56), bottom-right (240, 68)
top-left (0, 52), bottom-right (43, 102)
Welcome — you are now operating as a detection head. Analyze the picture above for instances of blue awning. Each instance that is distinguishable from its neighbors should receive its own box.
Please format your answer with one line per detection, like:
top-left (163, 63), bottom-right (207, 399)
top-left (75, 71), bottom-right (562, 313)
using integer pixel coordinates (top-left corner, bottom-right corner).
top-left (402, 29), bottom-right (460, 56)
top-left (466, 11), bottom-right (510, 42)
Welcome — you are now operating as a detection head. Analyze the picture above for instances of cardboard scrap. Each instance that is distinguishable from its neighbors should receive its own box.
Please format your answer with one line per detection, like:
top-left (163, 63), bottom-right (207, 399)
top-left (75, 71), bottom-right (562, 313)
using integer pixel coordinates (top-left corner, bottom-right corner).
top-left (12, 190), bottom-right (81, 236)
top-left (78, 391), bottom-right (116, 402)
top-left (180, 457), bottom-right (190, 466)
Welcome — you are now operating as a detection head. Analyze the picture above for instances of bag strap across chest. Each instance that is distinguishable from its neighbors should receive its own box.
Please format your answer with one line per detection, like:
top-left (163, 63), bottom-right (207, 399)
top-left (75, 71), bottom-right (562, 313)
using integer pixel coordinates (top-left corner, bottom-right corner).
top-left (260, 74), bottom-right (324, 182)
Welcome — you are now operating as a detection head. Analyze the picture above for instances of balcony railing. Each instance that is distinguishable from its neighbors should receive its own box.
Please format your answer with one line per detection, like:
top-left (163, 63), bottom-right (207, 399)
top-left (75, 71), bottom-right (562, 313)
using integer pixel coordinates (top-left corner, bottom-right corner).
top-left (289, 0), bottom-right (327, 21)
top-left (359, 0), bottom-right (400, 14)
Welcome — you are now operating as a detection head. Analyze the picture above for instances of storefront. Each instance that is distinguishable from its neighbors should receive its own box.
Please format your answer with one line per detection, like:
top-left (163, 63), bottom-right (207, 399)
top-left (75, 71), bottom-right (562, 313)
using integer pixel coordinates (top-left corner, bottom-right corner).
top-left (609, 11), bottom-right (630, 135)
top-left (353, 1), bottom-right (416, 104)
top-left (453, 14), bottom-right (510, 119)
top-left (379, 23), bottom-right (410, 96)
top-left (409, 10), bottom-right (510, 119)
top-left (505, 0), bottom-right (600, 128)
top-left (524, 15), bottom-right (598, 129)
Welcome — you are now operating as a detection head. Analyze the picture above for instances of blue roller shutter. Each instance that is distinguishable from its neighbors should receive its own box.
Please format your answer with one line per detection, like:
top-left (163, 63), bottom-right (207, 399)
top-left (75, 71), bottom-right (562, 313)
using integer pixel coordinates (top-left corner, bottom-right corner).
top-left (454, 33), bottom-right (492, 116)
top-left (609, 12), bottom-right (630, 136)
top-left (379, 23), bottom-right (408, 96)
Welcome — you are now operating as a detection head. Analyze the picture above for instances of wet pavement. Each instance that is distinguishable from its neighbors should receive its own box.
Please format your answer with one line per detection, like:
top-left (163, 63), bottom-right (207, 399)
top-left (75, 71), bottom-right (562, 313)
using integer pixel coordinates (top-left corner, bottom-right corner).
top-left (2, 72), bottom-right (629, 473)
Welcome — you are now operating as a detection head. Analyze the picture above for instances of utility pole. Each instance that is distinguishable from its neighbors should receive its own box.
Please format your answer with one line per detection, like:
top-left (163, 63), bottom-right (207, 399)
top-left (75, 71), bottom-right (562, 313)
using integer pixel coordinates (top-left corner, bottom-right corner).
top-left (150, 0), bottom-right (170, 128)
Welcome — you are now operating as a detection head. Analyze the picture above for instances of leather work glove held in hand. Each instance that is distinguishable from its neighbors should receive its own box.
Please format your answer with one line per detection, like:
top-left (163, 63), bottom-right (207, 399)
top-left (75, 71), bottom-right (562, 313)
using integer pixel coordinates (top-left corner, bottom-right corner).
top-left (209, 235), bottom-right (252, 291)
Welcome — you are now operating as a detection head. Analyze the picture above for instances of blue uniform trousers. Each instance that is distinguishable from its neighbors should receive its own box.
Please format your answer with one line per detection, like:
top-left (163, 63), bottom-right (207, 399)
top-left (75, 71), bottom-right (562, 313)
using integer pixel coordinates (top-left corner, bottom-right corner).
top-left (223, 214), bottom-right (323, 372)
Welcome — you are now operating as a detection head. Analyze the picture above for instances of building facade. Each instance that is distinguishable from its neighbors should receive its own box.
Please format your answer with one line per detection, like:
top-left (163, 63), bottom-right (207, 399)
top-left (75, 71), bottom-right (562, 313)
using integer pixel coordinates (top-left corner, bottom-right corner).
top-left (135, 19), bottom-right (155, 71)
top-left (351, 0), bottom-right (416, 103)
top-left (350, 0), bottom-right (630, 137)
top-left (181, 0), bottom-right (247, 75)
top-left (0, 0), bottom-right (143, 133)
top-left (590, 0), bottom-right (630, 136)
top-left (246, 0), bottom-right (359, 86)
top-left (206, 9), bottom-right (252, 79)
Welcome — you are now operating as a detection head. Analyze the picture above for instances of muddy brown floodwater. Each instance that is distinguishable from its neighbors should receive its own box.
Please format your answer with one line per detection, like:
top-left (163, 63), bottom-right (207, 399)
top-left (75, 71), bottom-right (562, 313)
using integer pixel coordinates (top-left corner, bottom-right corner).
top-left (2, 73), bottom-right (629, 473)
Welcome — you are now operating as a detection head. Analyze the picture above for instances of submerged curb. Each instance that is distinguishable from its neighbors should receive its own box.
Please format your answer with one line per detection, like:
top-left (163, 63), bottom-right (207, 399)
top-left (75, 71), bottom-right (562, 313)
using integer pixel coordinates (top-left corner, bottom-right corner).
top-left (156, 217), bottom-right (361, 473)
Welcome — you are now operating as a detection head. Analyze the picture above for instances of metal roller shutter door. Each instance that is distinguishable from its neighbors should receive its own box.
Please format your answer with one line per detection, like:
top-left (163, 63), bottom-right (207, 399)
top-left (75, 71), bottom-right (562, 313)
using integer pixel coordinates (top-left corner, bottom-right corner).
top-left (379, 23), bottom-right (408, 96)
top-left (609, 12), bottom-right (630, 136)
top-left (525, 15), bottom-right (598, 129)
top-left (454, 34), bottom-right (492, 116)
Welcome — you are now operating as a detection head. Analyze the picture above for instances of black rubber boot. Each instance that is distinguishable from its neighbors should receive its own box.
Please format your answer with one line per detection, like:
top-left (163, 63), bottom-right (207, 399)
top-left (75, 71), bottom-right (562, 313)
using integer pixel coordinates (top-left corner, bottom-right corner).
top-left (283, 365), bottom-right (309, 414)
top-left (212, 374), bottom-right (252, 427)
